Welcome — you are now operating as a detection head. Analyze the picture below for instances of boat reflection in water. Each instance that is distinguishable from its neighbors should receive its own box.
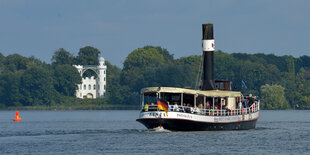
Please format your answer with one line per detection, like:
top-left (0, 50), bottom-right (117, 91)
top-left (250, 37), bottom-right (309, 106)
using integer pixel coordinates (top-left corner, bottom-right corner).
top-left (136, 24), bottom-right (260, 131)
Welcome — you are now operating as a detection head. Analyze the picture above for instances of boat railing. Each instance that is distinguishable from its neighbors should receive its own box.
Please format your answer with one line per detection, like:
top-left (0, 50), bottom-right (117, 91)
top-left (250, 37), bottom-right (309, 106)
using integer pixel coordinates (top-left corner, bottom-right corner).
top-left (143, 101), bottom-right (259, 116)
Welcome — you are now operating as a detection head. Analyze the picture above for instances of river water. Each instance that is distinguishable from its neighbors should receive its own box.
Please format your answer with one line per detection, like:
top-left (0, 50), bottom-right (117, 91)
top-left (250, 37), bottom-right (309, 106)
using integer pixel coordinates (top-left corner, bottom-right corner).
top-left (0, 110), bottom-right (309, 154)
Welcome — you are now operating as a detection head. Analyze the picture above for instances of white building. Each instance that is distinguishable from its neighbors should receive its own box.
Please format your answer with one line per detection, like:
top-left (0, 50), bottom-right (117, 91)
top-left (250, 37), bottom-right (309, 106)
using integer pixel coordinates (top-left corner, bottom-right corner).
top-left (74, 57), bottom-right (107, 99)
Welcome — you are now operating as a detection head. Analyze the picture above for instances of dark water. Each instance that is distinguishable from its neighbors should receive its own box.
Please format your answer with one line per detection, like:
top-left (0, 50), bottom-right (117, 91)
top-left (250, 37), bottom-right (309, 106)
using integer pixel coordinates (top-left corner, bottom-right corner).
top-left (0, 110), bottom-right (309, 154)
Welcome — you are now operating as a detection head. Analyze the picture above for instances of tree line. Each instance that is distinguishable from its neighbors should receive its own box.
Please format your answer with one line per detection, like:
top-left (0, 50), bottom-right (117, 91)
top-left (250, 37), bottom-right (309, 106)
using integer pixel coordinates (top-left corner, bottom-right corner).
top-left (0, 45), bottom-right (309, 109)
top-left (0, 46), bottom-right (101, 108)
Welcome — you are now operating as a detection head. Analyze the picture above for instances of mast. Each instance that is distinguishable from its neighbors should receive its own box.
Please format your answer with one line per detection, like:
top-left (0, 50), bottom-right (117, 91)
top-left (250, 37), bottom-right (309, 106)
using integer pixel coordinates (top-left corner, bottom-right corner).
top-left (202, 23), bottom-right (215, 90)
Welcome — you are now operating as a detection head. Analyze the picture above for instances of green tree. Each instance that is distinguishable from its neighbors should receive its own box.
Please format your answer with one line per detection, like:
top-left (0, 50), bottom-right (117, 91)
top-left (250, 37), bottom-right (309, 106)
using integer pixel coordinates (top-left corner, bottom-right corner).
top-left (234, 53), bottom-right (287, 72)
top-left (105, 61), bottom-right (140, 105)
top-left (4, 54), bottom-right (31, 72)
top-left (0, 53), bottom-right (4, 74)
top-left (28, 56), bottom-right (44, 67)
top-left (174, 55), bottom-right (202, 88)
top-left (216, 51), bottom-right (282, 96)
top-left (260, 84), bottom-right (290, 109)
top-left (300, 55), bottom-right (310, 70)
top-left (121, 47), bottom-right (165, 88)
top-left (75, 46), bottom-right (101, 65)
top-left (105, 61), bottom-right (122, 103)
top-left (0, 72), bottom-right (23, 107)
top-left (52, 48), bottom-right (74, 65)
top-left (0, 52), bottom-right (4, 64)
top-left (303, 70), bottom-right (310, 98)
top-left (20, 66), bottom-right (57, 106)
top-left (134, 64), bottom-right (195, 91)
top-left (175, 55), bottom-right (201, 75)
top-left (143, 45), bottom-right (174, 63)
top-left (280, 56), bottom-right (297, 107)
top-left (52, 64), bottom-right (82, 96)
top-left (215, 51), bottom-right (239, 89)
top-left (294, 68), bottom-right (310, 109)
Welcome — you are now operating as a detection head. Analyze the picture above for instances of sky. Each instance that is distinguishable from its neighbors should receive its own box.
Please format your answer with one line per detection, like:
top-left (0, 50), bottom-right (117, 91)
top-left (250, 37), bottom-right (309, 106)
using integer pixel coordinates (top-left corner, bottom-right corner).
top-left (0, 0), bottom-right (309, 67)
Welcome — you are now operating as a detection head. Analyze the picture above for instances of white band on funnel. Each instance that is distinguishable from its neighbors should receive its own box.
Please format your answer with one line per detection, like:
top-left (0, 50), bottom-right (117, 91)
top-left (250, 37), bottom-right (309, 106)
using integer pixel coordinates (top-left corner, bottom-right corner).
top-left (202, 40), bottom-right (215, 51)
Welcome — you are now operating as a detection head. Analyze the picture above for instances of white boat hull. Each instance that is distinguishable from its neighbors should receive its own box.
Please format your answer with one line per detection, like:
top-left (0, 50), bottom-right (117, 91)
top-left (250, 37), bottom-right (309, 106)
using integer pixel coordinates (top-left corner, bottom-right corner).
top-left (137, 111), bottom-right (260, 131)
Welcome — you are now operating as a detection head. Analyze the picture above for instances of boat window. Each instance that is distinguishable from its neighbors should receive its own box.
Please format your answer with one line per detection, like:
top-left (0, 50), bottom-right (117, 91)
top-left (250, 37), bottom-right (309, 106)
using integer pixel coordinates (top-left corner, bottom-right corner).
top-left (196, 95), bottom-right (204, 108)
top-left (183, 94), bottom-right (194, 107)
top-left (212, 97), bottom-right (228, 110)
top-left (160, 93), bottom-right (181, 105)
top-left (214, 97), bottom-right (221, 110)
top-left (143, 93), bottom-right (157, 106)
top-left (204, 97), bottom-right (214, 109)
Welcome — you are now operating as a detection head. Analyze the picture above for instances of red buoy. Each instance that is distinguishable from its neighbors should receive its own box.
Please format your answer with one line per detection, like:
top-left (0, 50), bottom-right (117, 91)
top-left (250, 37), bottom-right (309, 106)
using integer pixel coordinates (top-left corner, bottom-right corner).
top-left (13, 111), bottom-right (22, 121)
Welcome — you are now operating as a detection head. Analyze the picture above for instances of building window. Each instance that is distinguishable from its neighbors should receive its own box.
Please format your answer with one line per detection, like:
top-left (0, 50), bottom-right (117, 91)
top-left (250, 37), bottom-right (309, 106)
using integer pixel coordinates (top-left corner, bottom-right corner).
top-left (93, 84), bottom-right (96, 90)
top-left (104, 71), bottom-right (105, 74)
top-left (84, 84), bottom-right (86, 90)
top-left (98, 84), bottom-right (100, 90)
top-left (89, 84), bottom-right (91, 90)
top-left (104, 85), bottom-right (106, 89)
top-left (104, 93), bottom-right (106, 97)
top-left (104, 77), bottom-right (106, 81)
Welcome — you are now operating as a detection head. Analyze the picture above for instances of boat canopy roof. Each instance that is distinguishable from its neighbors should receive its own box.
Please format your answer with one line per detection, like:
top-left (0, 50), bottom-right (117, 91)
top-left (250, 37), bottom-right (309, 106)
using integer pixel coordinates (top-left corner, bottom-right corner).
top-left (141, 87), bottom-right (241, 97)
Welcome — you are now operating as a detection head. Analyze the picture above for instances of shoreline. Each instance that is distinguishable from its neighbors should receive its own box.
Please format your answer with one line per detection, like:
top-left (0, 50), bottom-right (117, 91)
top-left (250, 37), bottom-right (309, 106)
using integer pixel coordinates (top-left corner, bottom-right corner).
top-left (0, 104), bottom-right (140, 111)
top-left (1, 106), bottom-right (307, 111)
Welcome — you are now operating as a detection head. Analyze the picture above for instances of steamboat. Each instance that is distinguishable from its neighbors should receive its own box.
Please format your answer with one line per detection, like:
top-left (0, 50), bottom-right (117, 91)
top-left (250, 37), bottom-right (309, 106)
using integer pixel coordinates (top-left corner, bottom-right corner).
top-left (136, 24), bottom-right (260, 131)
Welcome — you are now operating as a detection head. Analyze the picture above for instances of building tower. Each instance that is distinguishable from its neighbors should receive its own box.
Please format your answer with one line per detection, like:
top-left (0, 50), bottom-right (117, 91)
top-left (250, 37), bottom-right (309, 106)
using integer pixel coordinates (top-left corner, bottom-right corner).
top-left (97, 57), bottom-right (107, 98)
top-left (74, 56), bottom-right (107, 99)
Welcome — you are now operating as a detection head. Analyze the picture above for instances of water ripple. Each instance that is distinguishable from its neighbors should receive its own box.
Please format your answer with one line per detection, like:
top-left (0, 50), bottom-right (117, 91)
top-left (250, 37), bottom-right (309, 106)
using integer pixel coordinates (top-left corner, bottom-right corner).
top-left (0, 129), bottom-right (146, 138)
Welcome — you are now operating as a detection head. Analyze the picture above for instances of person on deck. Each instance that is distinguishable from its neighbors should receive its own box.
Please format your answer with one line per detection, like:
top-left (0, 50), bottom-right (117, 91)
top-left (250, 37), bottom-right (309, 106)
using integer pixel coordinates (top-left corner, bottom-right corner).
top-left (221, 100), bottom-right (226, 108)
top-left (194, 106), bottom-right (201, 114)
top-left (144, 102), bottom-right (149, 112)
top-left (173, 102), bottom-right (179, 112)
top-left (168, 101), bottom-right (171, 112)
top-left (198, 104), bottom-right (203, 114)
top-left (248, 94), bottom-right (255, 107)
top-left (204, 101), bottom-right (211, 109)
top-left (243, 99), bottom-right (248, 108)
top-left (210, 108), bottom-right (214, 116)
top-left (224, 105), bottom-right (230, 115)
top-left (186, 103), bottom-right (194, 113)
top-left (214, 106), bottom-right (219, 116)
top-left (239, 100), bottom-right (243, 109)
top-left (190, 105), bottom-right (194, 113)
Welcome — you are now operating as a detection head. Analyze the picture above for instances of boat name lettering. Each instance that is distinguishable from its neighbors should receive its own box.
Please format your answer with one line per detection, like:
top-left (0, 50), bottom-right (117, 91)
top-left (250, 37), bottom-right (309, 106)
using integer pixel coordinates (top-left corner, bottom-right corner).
top-left (177, 114), bottom-right (192, 119)
top-left (214, 116), bottom-right (239, 122)
top-left (142, 112), bottom-right (167, 118)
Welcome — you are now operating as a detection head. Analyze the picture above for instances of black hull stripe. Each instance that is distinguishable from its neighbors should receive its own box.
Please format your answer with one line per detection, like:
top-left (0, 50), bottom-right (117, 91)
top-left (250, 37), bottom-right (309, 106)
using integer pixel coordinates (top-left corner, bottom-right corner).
top-left (137, 118), bottom-right (258, 131)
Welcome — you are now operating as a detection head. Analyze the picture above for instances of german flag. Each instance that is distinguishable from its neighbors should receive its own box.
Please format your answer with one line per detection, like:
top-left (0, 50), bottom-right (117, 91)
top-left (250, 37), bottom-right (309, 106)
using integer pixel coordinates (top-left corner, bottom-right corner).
top-left (157, 99), bottom-right (168, 115)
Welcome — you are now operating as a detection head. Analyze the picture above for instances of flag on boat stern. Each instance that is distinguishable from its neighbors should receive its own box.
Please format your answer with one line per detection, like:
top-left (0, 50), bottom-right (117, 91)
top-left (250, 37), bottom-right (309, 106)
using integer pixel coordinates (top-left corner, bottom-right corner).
top-left (157, 99), bottom-right (168, 115)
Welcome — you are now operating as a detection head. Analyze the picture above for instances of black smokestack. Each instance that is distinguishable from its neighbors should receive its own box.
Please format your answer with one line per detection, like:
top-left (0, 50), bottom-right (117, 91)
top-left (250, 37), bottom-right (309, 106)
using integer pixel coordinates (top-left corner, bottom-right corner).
top-left (202, 24), bottom-right (215, 90)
